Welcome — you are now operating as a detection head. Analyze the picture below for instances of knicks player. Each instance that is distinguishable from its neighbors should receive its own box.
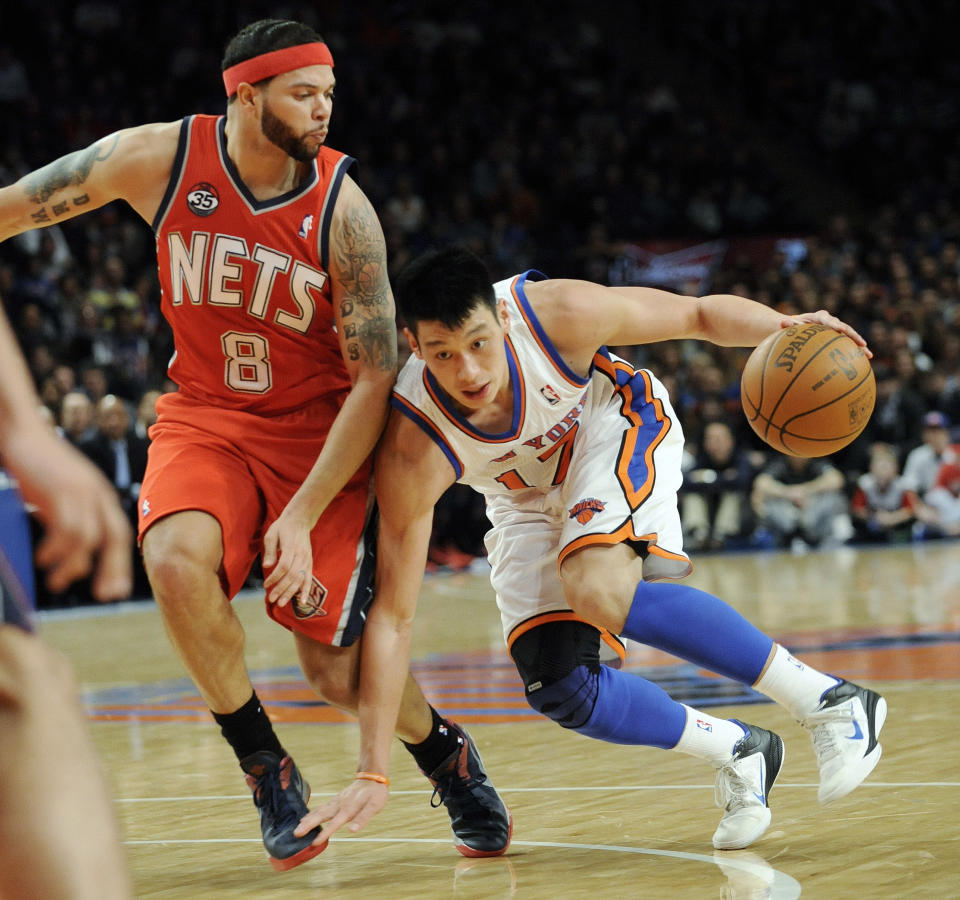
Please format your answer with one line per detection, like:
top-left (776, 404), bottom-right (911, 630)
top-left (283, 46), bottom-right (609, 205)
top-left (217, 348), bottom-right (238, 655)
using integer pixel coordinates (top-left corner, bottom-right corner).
top-left (0, 20), bottom-right (510, 869)
top-left (296, 245), bottom-right (888, 852)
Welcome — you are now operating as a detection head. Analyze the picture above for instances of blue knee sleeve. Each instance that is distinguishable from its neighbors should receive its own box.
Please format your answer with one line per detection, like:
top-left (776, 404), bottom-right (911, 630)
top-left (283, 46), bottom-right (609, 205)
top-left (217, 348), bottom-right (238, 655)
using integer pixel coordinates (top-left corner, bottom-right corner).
top-left (624, 580), bottom-right (772, 684)
top-left (525, 664), bottom-right (598, 729)
top-left (525, 664), bottom-right (687, 749)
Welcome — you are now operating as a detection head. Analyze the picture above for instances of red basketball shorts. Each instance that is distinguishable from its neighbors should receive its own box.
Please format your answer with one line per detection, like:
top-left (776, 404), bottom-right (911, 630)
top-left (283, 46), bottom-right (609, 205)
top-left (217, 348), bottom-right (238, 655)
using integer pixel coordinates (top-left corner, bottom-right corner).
top-left (138, 393), bottom-right (375, 645)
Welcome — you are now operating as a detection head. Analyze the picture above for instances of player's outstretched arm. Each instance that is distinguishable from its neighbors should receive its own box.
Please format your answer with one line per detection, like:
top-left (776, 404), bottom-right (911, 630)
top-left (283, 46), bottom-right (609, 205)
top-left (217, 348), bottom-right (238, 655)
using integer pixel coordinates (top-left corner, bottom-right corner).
top-left (264, 174), bottom-right (398, 607)
top-left (0, 122), bottom-right (181, 241)
top-left (0, 303), bottom-right (132, 600)
top-left (527, 279), bottom-right (870, 374)
top-left (294, 411), bottom-right (455, 844)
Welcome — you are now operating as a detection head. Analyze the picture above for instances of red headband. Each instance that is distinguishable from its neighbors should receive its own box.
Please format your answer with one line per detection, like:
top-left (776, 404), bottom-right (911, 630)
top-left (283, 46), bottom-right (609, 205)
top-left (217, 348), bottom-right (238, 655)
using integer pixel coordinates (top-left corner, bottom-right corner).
top-left (222, 42), bottom-right (334, 96)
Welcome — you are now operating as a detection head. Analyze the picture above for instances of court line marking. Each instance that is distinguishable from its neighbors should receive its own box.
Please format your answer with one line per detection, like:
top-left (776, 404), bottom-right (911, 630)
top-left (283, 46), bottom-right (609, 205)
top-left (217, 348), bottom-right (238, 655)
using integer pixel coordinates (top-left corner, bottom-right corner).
top-left (120, 837), bottom-right (800, 898)
top-left (113, 781), bottom-right (960, 803)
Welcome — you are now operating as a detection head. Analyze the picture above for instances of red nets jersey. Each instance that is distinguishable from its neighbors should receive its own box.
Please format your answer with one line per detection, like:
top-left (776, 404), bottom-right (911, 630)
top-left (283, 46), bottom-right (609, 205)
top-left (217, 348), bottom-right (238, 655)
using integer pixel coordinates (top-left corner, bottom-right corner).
top-left (153, 115), bottom-right (355, 414)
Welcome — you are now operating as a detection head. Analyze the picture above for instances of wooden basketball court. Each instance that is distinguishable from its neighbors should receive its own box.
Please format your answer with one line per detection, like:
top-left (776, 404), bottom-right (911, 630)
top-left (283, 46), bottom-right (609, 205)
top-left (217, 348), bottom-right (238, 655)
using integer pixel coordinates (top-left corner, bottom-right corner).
top-left (37, 541), bottom-right (960, 898)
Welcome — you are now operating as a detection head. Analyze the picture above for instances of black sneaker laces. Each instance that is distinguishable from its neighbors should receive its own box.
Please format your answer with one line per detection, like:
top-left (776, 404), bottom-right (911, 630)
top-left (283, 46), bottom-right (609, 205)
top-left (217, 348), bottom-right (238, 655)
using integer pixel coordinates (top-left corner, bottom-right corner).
top-left (252, 769), bottom-right (299, 830)
top-left (430, 769), bottom-right (496, 813)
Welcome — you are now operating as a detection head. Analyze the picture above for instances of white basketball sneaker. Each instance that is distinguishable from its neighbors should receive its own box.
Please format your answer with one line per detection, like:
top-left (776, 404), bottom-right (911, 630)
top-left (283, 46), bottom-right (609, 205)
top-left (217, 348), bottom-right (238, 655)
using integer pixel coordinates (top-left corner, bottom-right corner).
top-left (713, 722), bottom-right (785, 851)
top-left (801, 679), bottom-right (887, 805)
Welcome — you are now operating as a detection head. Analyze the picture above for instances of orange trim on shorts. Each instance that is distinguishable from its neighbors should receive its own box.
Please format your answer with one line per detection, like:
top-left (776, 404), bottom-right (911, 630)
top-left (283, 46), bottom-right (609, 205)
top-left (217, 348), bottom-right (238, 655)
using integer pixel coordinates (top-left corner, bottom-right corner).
top-left (558, 525), bottom-right (692, 575)
top-left (506, 610), bottom-right (627, 664)
top-left (634, 532), bottom-right (695, 566)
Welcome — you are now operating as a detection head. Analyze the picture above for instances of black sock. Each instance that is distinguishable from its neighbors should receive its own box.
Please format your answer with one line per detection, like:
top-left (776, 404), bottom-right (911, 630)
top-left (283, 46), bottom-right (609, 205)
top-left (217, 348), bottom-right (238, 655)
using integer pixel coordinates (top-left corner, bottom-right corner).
top-left (403, 707), bottom-right (463, 775)
top-left (211, 691), bottom-right (284, 763)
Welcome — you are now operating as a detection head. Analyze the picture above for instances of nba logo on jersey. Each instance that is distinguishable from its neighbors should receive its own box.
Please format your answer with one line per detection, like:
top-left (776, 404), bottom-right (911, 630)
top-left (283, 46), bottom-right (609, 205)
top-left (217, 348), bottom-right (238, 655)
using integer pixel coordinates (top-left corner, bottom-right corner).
top-left (292, 577), bottom-right (328, 620)
top-left (540, 384), bottom-right (561, 405)
top-left (298, 214), bottom-right (314, 238)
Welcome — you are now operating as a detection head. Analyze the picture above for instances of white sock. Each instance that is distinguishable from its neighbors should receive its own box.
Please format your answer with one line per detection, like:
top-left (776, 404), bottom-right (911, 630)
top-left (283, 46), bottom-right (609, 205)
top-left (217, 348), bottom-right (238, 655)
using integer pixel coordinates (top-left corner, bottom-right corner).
top-left (753, 643), bottom-right (840, 720)
top-left (673, 706), bottom-right (748, 767)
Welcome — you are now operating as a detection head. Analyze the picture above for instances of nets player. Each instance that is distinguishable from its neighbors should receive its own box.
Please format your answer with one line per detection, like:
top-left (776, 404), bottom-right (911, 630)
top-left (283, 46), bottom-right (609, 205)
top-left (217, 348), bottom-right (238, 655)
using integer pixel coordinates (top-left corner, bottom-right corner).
top-left (0, 21), bottom-right (509, 869)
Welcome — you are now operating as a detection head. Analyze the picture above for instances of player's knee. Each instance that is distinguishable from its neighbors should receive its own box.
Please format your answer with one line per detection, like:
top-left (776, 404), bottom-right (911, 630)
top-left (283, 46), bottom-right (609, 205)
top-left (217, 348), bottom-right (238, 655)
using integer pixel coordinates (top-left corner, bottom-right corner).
top-left (141, 550), bottom-right (199, 603)
top-left (141, 518), bottom-right (220, 600)
top-left (510, 620), bottom-right (603, 730)
top-left (296, 637), bottom-right (360, 712)
top-left (305, 669), bottom-right (359, 711)
top-left (524, 665), bottom-right (599, 729)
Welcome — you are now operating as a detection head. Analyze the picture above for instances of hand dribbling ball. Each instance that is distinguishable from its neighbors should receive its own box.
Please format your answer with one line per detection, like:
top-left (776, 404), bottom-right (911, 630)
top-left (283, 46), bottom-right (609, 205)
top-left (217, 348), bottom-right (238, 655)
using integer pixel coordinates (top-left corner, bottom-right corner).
top-left (740, 323), bottom-right (875, 457)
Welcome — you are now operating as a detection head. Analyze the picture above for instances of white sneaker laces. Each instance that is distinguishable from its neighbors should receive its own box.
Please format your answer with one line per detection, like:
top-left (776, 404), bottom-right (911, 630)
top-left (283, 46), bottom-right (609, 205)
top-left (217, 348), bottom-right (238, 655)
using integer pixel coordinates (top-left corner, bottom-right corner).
top-left (715, 764), bottom-right (752, 811)
top-left (803, 703), bottom-right (854, 765)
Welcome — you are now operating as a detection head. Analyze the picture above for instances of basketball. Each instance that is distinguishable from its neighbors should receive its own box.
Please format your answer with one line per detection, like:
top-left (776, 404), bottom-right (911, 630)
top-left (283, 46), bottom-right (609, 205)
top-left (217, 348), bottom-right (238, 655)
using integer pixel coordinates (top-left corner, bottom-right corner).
top-left (740, 323), bottom-right (876, 457)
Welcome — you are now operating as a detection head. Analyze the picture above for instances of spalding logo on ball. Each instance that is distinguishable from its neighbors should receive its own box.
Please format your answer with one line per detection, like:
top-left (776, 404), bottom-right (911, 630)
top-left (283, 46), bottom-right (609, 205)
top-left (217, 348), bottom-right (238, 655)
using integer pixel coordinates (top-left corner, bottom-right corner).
top-left (740, 323), bottom-right (876, 457)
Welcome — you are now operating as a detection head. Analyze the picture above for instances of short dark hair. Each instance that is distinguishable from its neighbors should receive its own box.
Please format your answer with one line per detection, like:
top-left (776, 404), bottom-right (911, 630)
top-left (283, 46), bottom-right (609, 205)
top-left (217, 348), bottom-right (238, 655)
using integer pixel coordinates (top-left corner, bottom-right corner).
top-left (222, 19), bottom-right (325, 98)
top-left (394, 246), bottom-right (497, 333)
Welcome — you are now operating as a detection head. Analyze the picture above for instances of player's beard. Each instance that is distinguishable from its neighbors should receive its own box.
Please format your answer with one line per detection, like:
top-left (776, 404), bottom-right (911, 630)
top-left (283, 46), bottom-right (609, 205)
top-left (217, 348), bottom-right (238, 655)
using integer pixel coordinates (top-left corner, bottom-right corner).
top-left (260, 100), bottom-right (321, 163)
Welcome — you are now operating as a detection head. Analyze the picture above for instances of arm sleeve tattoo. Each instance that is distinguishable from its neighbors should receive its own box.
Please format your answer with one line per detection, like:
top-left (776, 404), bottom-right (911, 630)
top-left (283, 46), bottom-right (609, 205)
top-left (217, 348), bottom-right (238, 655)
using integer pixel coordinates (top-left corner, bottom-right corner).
top-left (332, 196), bottom-right (397, 373)
top-left (22, 134), bottom-right (120, 208)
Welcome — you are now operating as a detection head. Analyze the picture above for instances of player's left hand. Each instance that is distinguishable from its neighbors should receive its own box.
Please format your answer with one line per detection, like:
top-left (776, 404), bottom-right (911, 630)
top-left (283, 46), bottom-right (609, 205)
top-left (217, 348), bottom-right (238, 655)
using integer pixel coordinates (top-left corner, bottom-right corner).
top-left (262, 506), bottom-right (315, 607)
top-left (294, 777), bottom-right (389, 847)
top-left (780, 310), bottom-right (872, 358)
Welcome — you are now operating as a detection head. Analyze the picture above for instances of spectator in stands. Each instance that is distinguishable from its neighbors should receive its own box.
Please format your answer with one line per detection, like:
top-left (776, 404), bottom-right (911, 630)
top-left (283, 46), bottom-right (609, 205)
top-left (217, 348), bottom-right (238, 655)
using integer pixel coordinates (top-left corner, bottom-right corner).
top-left (850, 443), bottom-right (915, 544)
top-left (681, 421), bottom-right (760, 550)
top-left (79, 393), bottom-right (150, 597)
top-left (84, 254), bottom-right (143, 329)
top-left (79, 363), bottom-right (109, 407)
top-left (97, 304), bottom-right (150, 399)
top-left (751, 455), bottom-right (853, 551)
top-left (914, 460), bottom-right (960, 539)
top-left (867, 365), bottom-right (928, 451)
top-left (901, 411), bottom-right (959, 520)
top-left (80, 394), bottom-right (148, 527)
top-left (384, 173), bottom-right (427, 241)
top-left (59, 390), bottom-right (96, 446)
top-left (134, 388), bottom-right (162, 440)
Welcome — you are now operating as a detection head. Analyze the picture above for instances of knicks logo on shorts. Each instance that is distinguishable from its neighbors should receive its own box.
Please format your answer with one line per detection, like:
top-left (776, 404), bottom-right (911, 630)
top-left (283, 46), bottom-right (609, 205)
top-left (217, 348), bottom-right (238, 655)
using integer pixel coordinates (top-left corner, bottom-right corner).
top-left (292, 578), bottom-right (329, 620)
top-left (568, 498), bottom-right (605, 525)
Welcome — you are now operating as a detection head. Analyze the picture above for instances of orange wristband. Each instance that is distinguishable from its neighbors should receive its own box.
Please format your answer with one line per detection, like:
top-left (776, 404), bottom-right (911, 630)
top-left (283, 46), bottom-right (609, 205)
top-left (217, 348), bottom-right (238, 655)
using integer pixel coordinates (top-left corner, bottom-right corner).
top-left (355, 771), bottom-right (390, 787)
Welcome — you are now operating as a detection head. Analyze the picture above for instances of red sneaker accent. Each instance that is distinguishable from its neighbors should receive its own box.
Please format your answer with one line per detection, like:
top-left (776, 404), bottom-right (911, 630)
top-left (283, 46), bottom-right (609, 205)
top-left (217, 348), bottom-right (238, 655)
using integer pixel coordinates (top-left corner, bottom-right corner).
top-left (268, 839), bottom-right (328, 872)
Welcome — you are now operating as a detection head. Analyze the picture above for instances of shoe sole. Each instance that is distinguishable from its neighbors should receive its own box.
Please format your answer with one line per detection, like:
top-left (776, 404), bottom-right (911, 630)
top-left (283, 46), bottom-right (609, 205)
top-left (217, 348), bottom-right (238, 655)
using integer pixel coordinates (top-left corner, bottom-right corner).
top-left (454, 809), bottom-right (513, 858)
top-left (713, 806), bottom-right (772, 851)
top-left (819, 696), bottom-right (888, 805)
top-left (268, 839), bottom-right (328, 872)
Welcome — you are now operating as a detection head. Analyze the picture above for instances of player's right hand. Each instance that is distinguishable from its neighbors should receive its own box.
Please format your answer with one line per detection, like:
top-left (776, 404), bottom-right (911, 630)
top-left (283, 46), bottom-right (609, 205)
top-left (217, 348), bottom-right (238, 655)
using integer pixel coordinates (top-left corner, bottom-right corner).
top-left (294, 777), bottom-right (389, 847)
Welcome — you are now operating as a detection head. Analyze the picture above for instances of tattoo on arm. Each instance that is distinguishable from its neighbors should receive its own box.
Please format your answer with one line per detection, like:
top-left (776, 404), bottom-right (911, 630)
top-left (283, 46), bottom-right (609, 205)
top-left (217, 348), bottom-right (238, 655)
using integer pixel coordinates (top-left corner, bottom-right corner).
top-left (22, 134), bottom-right (120, 207)
top-left (331, 194), bottom-right (397, 372)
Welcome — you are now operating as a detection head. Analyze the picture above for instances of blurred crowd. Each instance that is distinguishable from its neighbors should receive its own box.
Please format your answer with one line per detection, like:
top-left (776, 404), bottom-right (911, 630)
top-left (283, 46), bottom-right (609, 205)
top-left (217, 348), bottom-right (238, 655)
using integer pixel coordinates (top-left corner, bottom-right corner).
top-left (2, 1), bottom-right (959, 601)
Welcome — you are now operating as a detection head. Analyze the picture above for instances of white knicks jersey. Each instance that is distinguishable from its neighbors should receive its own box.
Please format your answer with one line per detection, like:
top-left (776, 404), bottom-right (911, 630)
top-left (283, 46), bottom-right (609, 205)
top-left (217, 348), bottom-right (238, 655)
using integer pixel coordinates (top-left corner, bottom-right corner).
top-left (392, 270), bottom-right (631, 499)
top-left (393, 270), bottom-right (691, 644)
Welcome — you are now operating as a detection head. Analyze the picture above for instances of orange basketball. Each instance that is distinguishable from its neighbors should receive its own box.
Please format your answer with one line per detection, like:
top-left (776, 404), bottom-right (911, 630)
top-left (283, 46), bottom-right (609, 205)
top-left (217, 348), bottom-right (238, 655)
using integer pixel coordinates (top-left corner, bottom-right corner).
top-left (740, 323), bottom-right (876, 457)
